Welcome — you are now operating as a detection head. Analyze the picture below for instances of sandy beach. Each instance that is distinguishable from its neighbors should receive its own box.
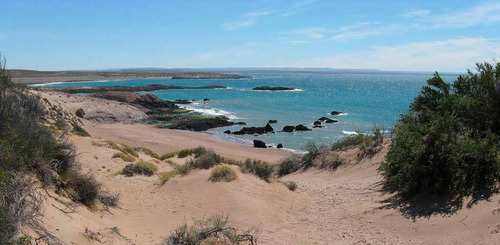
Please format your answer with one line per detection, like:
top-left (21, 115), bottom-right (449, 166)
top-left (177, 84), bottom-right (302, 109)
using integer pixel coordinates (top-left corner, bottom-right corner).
top-left (27, 90), bottom-right (500, 244)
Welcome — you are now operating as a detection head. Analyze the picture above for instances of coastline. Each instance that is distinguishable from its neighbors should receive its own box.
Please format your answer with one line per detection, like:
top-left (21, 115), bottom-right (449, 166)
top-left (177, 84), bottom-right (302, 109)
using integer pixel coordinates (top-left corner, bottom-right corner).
top-left (10, 69), bottom-right (246, 84)
top-left (37, 90), bottom-right (291, 162)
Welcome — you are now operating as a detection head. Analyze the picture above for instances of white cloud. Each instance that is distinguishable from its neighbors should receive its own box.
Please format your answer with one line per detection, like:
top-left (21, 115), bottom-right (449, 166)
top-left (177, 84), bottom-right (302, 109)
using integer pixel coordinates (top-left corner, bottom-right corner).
top-left (400, 9), bottom-right (431, 18)
top-left (282, 27), bottom-right (327, 39)
top-left (223, 0), bottom-right (319, 30)
top-left (244, 10), bottom-right (274, 17)
top-left (223, 20), bottom-right (255, 31)
top-left (332, 24), bottom-right (402, 40)
top-left (289, 37), bottom-right (500, 71)
top-left (429, 3), bottom-right (500, 29)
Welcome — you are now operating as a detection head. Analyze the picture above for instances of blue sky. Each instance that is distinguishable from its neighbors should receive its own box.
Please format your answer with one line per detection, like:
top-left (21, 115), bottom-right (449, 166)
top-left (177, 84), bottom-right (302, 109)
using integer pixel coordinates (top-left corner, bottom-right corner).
top-left (1, 0), bottom-right (499, 72)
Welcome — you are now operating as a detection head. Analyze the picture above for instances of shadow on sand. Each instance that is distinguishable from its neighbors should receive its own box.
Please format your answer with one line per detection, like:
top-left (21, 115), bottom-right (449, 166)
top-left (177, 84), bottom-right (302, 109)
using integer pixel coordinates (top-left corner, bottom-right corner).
top-left (376, 182), bottom-right (499, 220)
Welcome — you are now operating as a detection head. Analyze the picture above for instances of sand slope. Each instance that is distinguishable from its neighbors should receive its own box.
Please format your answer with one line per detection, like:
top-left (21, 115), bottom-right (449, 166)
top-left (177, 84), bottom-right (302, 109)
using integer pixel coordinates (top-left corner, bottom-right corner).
top-left (34, 91), bottom-right (500, 244)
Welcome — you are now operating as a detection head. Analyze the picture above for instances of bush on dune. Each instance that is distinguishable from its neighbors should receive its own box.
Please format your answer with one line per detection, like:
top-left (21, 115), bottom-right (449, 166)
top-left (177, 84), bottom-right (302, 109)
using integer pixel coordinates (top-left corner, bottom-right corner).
top-left (240, 159), bottom-right (273, 181)
top-left (158, 171), bottom-right (177, 185)
top-left (330, 126), bottom-right (384, 157)
top-left (162, 214), bottom-right (258, 245)
top-left (209, 166), bottom-right (237, 182)
top-left (121, 162), bottom-right (158, 177)
top-left (384, 62), bottom-right (500, 201)
top-left (112, 152), bottom-right (135, 162)
top-left (134, 146), bottom-right (160, 159)
top-left (67, 172), bottom-right (101, 207)
top-left (0, 57), bottom-right (101, 243)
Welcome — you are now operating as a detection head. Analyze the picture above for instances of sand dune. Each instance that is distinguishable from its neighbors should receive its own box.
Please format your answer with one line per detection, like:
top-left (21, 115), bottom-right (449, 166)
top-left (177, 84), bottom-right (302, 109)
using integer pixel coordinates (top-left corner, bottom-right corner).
top-left (34, 91), bottom-right (500, 244)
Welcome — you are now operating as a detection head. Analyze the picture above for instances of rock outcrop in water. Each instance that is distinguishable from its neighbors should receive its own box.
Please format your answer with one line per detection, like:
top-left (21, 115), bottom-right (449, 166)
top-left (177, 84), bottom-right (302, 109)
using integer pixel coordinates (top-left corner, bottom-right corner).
top-left (330, 111), bottom-right (342, 115)
top-left (253, 140), bottom-right (267, 148)
top-left (283, 126), bottom-right (295, 132)
top-left (232, 123), bottom-right (274, 135)
top-left (91, 91), bottom-right (177, 110)
top-left (253, 86), bottom-right (295, 91)
top-left (268, 120), bottom-right (278, 124)
top-left (295, 124), bottom-right (312, 131)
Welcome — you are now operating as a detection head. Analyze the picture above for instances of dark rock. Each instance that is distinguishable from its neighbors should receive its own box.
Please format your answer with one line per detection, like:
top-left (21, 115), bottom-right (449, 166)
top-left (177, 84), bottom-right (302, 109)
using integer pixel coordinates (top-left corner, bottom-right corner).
top-left (253, 140), bottom-right (267, 148)
top-left (253, 86), bottom-right (295, 91)
top-left (313, 125), bottom-right (323, 128)
top-left (283, 126), bottom-right (295, 132)
top-left (235, 122), bottom-right (247, 125)
top-left (75, 108), bottom-right (85, 118)
top-left (91, 91), bottom-right (178, 110)
top-left (318, 117), bottom-right (330, 121)
top-left (160, 116), bottom-right (236, 131)
top-left (224, 130), bottom-right (231, 134)
top-left (233, 127), bottom-right (266, 135)
top-left (265, 123), bottom-right (274, 132)
top-left (295, 124), bottom-right (312, 131)
top-left (268, 120), bottom-right (278, 124)
top-left (277, 143), bottom-right (283, 149)
top-left (331, 111), bottom-right (342, 115)
top-left (203, 98), bottom-right (210, 101)
top-left (314, 120), bottom-right (322, 126)
top-left (325, 119), bottom-right (338, 123)
top-left (268, 146), bottom-right (273, 148)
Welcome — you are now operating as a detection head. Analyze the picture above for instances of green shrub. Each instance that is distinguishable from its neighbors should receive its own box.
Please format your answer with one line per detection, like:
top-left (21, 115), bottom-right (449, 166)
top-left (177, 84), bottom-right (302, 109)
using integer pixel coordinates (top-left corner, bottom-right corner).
top-left (187, 150), bottom-right (222, 169)
top-left (112, 152), bottom-right (135, 162)
top-left (177, 148), bottom-right (193, 158)
top-left (284, 181), bottom-right (297, 191)
top-left (160, 151), bottom-right (177, 160)
top-left (121, 144), bottom-right (139, 157)
top-left (240, 159), bottom-right (274, 181)
top-left (174, 164), bottom-right (190, 175)
top-left (121, 162), bottom-right (157, 177)
top-left (192, 146), bottom-right (207, 157)
top-left (384, 62), bottom-right (500, 199)
top-left (71, 122), bottom-right (90, 137)
top-left (68, 172), bottom-right (101, 207)
top-left (331, 127), bottom-right (383, 157)
top-left (135, 161), bottom-right (158, 172)
top-left (134, 147), bottom-right (159, 159)
top-left (105, 140), bottom-right (122, 151)
top-left (158, 171), bottom-right (177, 185)
top-left (209, 166), bottom-right (237, 182)
top-left (277, 155), bottom-right (302, 176)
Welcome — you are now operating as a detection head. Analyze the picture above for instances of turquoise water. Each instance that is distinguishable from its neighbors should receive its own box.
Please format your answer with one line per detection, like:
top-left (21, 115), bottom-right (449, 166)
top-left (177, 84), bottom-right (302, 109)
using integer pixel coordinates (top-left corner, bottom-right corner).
top-left (37, 73), bottom-right (456, 151)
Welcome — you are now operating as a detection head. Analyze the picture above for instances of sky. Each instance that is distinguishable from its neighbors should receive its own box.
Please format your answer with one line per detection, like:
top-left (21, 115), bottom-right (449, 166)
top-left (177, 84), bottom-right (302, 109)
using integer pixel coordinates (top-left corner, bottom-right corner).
top-left (1, 0), bottom-right (500, 72)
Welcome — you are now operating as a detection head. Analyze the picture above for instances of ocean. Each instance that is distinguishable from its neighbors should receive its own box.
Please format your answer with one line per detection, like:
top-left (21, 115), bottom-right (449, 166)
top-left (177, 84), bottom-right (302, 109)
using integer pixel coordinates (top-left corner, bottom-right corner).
top-left (36, 72), bottom-right (457, 152)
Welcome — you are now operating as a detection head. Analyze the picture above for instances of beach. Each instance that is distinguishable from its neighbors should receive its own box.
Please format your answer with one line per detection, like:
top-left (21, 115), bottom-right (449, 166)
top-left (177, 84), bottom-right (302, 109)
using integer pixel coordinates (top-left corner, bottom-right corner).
top-left (31, 90), bottom-right (500, 244)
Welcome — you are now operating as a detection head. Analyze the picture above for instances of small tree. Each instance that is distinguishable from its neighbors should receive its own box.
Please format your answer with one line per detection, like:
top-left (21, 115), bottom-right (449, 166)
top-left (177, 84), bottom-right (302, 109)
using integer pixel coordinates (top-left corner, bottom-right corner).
top-left (384, 62), bottom-right (500, 200)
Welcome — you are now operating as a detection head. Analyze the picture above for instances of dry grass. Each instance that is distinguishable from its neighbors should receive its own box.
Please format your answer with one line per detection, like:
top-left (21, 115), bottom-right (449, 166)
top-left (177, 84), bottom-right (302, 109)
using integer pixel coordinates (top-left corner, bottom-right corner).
top-left (158, 171), bottom-right (177, 185)
top-left (112, 152), bottom-right (135, 162)
top-left (209, 166), bottom-right (238, 182)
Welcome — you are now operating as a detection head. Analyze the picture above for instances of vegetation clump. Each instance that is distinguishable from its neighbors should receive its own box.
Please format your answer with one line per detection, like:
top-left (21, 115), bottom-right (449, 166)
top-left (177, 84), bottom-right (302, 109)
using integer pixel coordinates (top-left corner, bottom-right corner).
top-left (162, 214), bottom-right (258, 245)
top-left (97, 191), bottom-right (120, 207)
top-left (177, 148), bottom-right (193, 158)
top-left (384, 62), bottom-right (500, 201)
top-left (330, 126), bottom-right (384, 157)
top-left (67, 172), bottom-right (101, 207)
top-left (134, 146), bottom-right (160, 159)
top-left (75, 108), bottom-right (85, 118)
top-left (121, 162), bottom-right (158, 177)
top-left (209, 166), bottom-right (238, 182)
top-left (158, 171), bottom-right (177, 185)
top-left (284, 181), bottom-right (298, 191)
top-left (0, 56), bottom-right (101, 243)
top-left (240, 159), bottom-right (273, 181)
top-left (112, 152), bottom-right (135, 162)
top-left (71, 122), bottom-right (90, 137)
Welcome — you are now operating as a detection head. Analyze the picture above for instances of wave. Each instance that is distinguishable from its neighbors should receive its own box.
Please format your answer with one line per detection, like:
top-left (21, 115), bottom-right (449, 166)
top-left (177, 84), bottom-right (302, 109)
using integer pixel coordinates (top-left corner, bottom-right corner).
top-left (342, 130), bottom-right (358, 135)
top-left (30, 82), bottom-right (65, 87)
top-left (180, 105), bottom-right (240, 120)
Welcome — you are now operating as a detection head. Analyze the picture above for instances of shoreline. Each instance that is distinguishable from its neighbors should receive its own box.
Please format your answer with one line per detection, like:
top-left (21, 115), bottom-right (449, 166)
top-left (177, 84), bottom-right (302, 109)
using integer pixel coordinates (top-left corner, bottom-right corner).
top-left (37, 90), bottom-right (292, 162)
top-left (10, 69), bottom-right (247, 84)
